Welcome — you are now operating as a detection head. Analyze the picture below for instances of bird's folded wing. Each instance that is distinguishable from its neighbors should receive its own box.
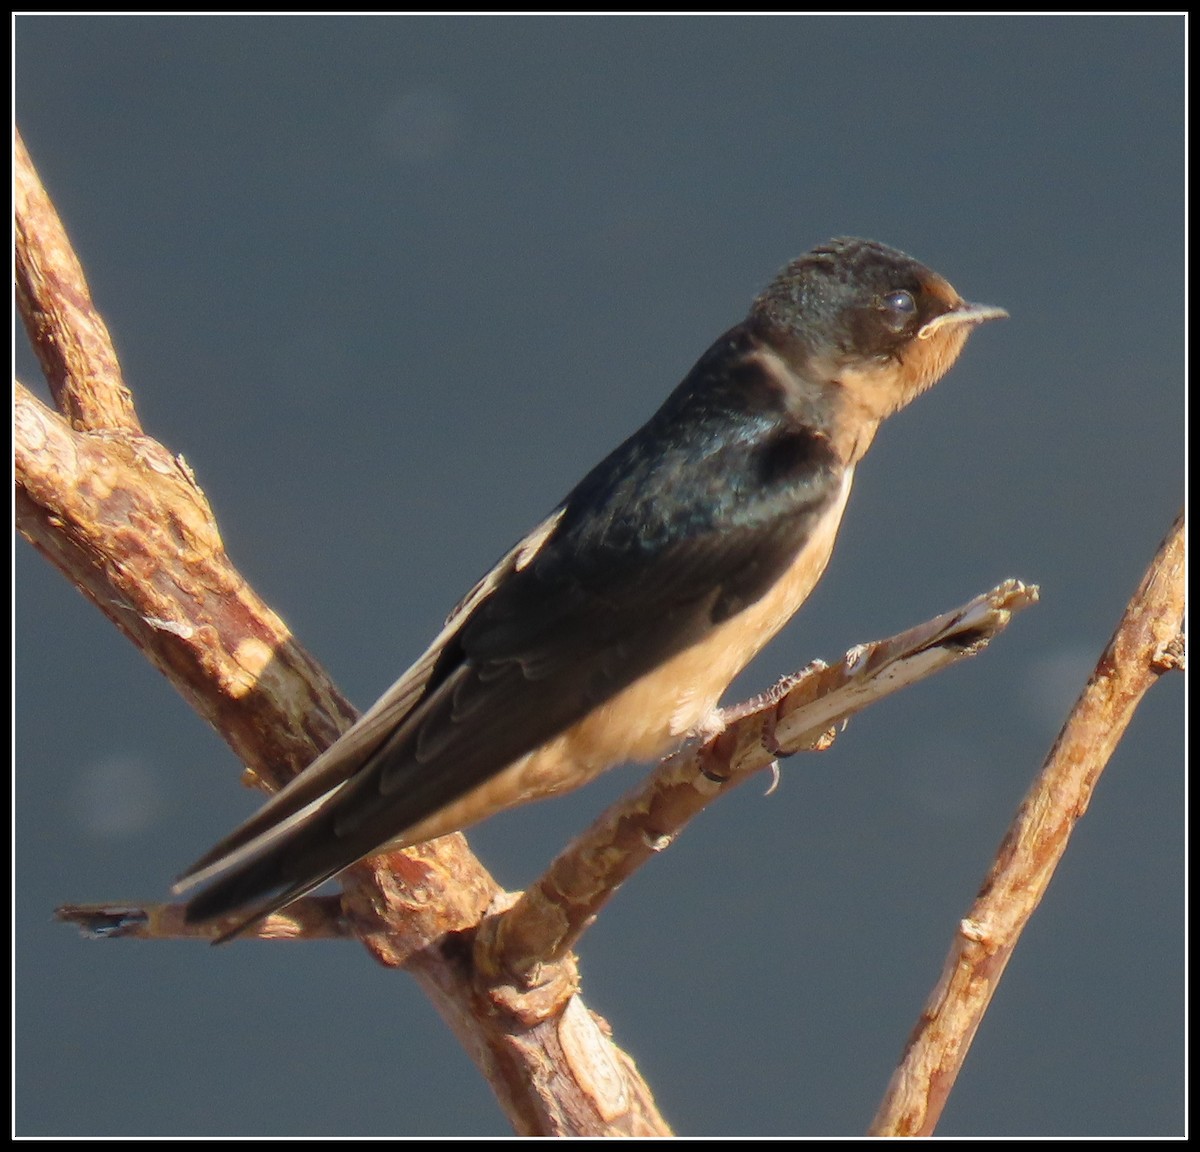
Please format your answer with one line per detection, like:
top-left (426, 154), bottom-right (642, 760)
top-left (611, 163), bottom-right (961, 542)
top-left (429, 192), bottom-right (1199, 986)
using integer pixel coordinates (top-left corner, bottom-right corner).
top-left (172, 507), bottom-right (566, 893)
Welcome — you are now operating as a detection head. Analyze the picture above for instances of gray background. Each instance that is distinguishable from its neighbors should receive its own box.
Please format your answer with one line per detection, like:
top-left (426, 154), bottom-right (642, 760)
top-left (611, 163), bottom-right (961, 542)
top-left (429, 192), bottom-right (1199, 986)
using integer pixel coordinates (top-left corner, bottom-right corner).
top-left (15, 15), bottom-right (1183, 1138)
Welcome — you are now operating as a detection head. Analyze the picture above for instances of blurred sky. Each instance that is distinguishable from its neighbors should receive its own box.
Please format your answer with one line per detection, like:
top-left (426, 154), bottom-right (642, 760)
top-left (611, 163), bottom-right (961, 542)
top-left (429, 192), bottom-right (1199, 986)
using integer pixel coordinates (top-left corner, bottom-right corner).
top-left (15, 15), bottom-right (1183, 1138)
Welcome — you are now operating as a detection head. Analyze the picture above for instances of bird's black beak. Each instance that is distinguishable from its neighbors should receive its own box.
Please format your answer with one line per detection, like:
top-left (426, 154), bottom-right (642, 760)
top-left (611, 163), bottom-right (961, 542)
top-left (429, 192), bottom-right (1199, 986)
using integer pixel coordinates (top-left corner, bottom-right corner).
top-left (918, 300), bottom-right (1008, 340)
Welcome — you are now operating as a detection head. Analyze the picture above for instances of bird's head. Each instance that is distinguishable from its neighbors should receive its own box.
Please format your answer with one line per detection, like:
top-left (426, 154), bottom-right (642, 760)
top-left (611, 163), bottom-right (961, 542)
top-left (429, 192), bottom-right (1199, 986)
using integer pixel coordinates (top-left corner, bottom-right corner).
top-left (750, 237), bottom-right (1007, 461)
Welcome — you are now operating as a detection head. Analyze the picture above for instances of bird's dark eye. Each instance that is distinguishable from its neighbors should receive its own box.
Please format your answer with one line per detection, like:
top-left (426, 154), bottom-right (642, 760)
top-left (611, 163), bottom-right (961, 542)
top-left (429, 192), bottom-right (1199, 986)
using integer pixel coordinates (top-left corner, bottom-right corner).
top-left (882, 290), bottom-right (916, 317)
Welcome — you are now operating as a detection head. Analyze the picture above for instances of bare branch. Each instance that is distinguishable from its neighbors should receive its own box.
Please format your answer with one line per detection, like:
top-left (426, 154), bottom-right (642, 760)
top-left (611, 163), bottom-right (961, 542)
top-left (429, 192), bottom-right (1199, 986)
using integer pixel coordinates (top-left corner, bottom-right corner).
top-left (55, 895), bottom-right (348, 941)
top-left (869, 511), bottom-right (1185, 1137)
top-left (14, 127), bottom-right (141, 433)
top-left (15, 378), bottom-right (358, 785)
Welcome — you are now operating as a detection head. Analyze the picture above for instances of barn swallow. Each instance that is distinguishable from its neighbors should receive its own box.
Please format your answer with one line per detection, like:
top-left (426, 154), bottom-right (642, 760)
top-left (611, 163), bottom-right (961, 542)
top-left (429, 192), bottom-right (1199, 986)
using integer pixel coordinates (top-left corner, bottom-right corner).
top-left (175, 237), bottom-right (1006, 940)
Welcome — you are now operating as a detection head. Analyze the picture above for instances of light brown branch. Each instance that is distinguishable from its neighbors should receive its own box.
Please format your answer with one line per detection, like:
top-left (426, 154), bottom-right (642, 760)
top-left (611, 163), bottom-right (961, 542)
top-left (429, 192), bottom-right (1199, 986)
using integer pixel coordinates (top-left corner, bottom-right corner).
top-left (55, 895), bottom-right (348, 941)
top-left (869, 511), bottom-right (1185, 1137)
top-left (15, 127), bottom-right (141, 434)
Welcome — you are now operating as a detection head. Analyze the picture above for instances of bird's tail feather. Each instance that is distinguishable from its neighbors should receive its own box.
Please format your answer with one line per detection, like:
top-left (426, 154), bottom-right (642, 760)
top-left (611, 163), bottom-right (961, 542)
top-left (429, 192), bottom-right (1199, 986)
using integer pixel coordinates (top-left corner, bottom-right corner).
top-left (188, 873), bottom-right (346, 945)
top-left (182, 827), bottom-right (346, 944)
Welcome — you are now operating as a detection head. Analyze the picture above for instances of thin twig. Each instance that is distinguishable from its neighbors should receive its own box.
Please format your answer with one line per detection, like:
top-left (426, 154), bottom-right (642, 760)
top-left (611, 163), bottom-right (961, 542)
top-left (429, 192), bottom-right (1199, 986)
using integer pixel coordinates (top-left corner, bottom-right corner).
top-left (55, 895), bottom-right (348, 941)
top-left (869, 511), bottom-right (1185, 1137)
top-left (14, 128), bottom-right (141, 433)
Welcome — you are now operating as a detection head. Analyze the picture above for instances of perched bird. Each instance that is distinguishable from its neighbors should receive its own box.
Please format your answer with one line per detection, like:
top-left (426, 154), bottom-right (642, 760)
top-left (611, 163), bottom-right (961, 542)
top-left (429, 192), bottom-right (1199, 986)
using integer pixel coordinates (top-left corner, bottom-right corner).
top-left (176, 237), bottom-right (1006, 940)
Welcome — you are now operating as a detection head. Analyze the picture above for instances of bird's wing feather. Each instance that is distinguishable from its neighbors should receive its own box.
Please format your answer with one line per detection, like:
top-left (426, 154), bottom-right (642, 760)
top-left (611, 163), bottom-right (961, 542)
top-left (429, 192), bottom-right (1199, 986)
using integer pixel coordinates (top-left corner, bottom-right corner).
top-left (173, 508), bottom-right (566, 892)
top-left (329, 507), bottom-right (830, 845)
